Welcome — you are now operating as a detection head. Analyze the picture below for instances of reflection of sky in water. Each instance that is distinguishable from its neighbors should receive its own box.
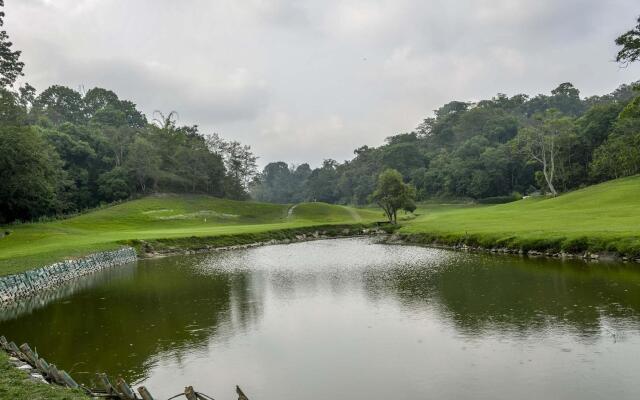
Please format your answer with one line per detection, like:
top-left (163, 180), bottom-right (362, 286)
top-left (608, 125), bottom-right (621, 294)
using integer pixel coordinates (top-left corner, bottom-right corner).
top-left (2, 238), bottom-right (640, 400)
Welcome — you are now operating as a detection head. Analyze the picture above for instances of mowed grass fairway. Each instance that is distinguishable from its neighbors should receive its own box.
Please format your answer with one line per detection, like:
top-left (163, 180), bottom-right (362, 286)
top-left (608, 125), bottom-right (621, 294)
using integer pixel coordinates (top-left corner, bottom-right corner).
top-left (403, 175), bottom-right (640, 255)
top-left (0, 195), bottom-right (383, 276)
top-left (1, 175), bottom-right (639, 276)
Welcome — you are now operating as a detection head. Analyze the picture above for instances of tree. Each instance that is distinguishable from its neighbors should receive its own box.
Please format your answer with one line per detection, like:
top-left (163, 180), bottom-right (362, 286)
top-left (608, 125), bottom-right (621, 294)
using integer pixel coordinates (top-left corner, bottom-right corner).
top-left (518, 112), bottom-right (574, 196)
top-left (371, 169), bottom-right (416, 224)
top-left (616, 16), bottom-right (640, 65)
top-left (306, 159), bottom-right (340, 203)
top-left (0, 0), bottom-right (23, 88)
top-left (207, 133), bottom-right (258, 196)
top-left (125, 137), bottom-right (160, 192)
top-left (0, 126), bottom-right (64, 222)
top-left (97, 167), bottom-right (131, 202)
top-left (33, 85), bottom-right (86, 125)
top-left (589, 96), bottom-right (640, 181)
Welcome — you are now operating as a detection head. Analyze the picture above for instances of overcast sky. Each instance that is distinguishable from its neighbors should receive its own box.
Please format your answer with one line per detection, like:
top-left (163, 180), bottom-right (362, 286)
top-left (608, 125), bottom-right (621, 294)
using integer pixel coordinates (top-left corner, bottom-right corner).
top-left (7, 0), bottom-right (640, 167)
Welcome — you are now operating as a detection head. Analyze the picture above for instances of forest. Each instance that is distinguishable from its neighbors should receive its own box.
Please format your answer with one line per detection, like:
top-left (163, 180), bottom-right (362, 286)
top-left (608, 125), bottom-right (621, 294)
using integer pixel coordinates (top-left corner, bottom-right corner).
top-left (252, 16), bottom-right (640, 206)
top-left (1, 0), bottom-right (640, 222)
top-left (251, 81), bottom-right (640, 205)
top-left (0, 5), bottom-right (258, 223)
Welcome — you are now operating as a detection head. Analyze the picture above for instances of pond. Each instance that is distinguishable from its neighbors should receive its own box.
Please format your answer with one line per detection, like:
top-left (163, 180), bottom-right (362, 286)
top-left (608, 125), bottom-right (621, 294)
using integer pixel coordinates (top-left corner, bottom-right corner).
top-left (1, 238), bottom-right (640, 400)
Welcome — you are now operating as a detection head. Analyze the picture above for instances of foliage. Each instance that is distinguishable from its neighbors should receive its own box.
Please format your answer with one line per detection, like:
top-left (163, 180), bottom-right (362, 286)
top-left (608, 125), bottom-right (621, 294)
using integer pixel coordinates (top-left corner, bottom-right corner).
top-left (252, 81), bottom-right (640, 205)
top-left (0, 125), bottom-right (64, 223)
top-left (0, 83), bottom-right (257, 224)
top-left (0, 0), bottom-right (23, 88)
top-left (371, 169), bottom-right (416, 223)
top-left (0, 7), bottom-right (257, 223)
top-left (616, 15), bottom-right (640, 65)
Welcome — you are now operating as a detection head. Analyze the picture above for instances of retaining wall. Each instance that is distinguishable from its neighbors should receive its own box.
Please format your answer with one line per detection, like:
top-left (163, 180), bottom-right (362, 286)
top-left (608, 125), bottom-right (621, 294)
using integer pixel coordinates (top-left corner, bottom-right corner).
top-left (0, 247), bottom-right (137, 305)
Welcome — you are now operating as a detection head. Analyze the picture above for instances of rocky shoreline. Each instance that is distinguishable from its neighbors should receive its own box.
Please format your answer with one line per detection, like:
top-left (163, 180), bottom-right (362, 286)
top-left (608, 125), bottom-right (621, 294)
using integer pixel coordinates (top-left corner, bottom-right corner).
top-left (3, 226), bottom-right (637, 308)
top-left (383, 233), bottom-right (640, 263)
top-left (137, 228), bottom-right (389, 258)
top-left (0, 248), bottom-right (137, 306)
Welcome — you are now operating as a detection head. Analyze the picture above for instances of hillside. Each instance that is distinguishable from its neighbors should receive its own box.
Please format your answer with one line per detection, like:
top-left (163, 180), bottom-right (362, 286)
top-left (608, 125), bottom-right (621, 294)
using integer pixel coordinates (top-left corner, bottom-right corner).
top-left (0, 195), bottom-right (382, 276)
top-left (402, 175), bottom-right (640, 256)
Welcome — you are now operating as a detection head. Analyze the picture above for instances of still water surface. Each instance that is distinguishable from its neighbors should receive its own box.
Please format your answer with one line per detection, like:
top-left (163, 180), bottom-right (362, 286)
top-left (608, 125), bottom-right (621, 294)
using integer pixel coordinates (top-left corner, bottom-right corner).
top-left (2, 238), bottom-right (640, 399)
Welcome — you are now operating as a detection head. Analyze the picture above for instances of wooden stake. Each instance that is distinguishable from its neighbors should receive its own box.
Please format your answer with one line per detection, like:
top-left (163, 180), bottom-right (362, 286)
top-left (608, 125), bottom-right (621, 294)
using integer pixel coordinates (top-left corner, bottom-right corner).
top-left (185, 386), bottom-right (198, 400)
top-left (116, 377), bottom-right (138, 400)
top-left (137, 386), bottom-right (155, 400)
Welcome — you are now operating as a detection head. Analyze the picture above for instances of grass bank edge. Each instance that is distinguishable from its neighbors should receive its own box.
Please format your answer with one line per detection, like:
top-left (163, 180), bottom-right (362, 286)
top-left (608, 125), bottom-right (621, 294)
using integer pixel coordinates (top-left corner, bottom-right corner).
top-left (395, 230), bottom-right (640, 259)
top-left (0, 352), bottom-right (87, 400)
top-left (120, 222), bottom-right (397, 255)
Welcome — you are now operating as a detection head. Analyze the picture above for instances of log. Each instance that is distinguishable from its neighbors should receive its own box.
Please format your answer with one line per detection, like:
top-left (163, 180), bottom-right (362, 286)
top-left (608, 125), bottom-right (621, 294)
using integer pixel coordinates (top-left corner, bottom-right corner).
top-left (137, 386), bottom-right (155, 400)
top-left (59, 370), bottom-right (79, 389)
top-left (0, 336), bottom-right (8, 350)
top-left (35, 358), bottom-right (51, 378)
top-left (97, 373), bottom-right (117, 395)
top-left (116, 377), bottom-right (138, 400)
top-left (48, 364), bottom-right (67, 386)
top-left (8, 341), bottom-right (22, 356)
top-left (19, 343), bottom-right (38, 365)
top-left (184, 386), bottom-right (198, 400)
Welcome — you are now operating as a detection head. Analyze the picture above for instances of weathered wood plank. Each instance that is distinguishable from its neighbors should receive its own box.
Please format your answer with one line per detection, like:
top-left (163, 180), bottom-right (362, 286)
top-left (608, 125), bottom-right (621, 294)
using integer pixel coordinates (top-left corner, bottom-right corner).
top-left (137, 386), bottom-right (155, 400)
top-left (116, 376), bottom-right (137, 400)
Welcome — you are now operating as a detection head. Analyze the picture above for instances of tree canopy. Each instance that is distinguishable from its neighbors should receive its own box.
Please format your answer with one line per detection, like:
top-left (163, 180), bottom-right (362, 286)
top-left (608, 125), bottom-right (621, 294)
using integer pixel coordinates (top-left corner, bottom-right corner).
top-left (371, 169), bottom-right (416, 224)
top-left (616, 15), bottom-right (640, 65)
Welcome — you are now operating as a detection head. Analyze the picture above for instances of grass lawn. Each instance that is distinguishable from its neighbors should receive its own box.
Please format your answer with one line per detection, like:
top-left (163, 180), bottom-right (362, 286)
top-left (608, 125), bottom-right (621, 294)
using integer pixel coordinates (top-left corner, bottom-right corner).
top-left (402, 175), bottom-right (640, 255)
top-left (0, 352), bottom-right (87, 400)
top-left (0, 195), bottom-right (383, 276)
top-left (2, 176), bottom-right (639, 277)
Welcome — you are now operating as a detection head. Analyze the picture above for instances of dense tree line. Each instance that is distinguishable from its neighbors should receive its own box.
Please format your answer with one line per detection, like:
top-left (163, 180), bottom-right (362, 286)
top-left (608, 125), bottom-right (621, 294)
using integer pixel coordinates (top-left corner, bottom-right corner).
top-left (252, 81), bottom-right (640, 205)
top-left (253, 16), bottom-right (640, 205)
top-left (0, 3), bottom-right (256, 223)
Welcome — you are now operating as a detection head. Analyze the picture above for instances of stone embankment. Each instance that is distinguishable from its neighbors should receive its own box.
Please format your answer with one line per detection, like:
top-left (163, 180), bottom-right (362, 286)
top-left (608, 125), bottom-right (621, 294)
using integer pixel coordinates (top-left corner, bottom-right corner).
top-left (0, 248), bottom-right (137, 305)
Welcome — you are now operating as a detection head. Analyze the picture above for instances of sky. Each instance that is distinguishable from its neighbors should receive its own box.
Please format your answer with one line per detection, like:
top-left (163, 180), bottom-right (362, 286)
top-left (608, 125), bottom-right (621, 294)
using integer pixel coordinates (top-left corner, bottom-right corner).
top-left (7, 0), bottom-right (640, 167)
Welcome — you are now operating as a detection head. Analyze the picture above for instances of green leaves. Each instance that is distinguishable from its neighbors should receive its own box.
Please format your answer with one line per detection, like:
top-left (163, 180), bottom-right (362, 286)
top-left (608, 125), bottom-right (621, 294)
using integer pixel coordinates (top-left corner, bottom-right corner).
top-left (372, 169), bottom-right (416, 223)
top-left (616, 16), bottom-right (640, 65)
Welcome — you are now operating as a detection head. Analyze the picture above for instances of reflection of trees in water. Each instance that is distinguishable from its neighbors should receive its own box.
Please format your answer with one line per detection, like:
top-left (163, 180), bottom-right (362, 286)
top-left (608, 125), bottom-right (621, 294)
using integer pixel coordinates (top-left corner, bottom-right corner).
top-left (0, 256), bottom-right (262, 387)
top-left (0, 263), bottom-right (137, 322)
top-left (374, 254), bottom-right (640, 339)
top-left (227, 272), bottom-right (265, 333)
top-left (4, 242), bottom-right (640, 390)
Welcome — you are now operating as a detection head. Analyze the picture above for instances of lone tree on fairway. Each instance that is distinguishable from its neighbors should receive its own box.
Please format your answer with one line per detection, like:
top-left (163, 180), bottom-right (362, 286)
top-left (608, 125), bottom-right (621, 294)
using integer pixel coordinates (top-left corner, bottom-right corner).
top-left (371, 169), bottom-right (416, 224)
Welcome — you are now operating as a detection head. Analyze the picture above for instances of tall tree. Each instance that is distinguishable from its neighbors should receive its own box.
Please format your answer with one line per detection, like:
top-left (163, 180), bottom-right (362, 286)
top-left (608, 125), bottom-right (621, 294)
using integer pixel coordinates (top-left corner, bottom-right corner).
top-left (518, 112), bottom-right (574, 196)
top-left (616, 16), bottom-right (640, 65)
top-left (0, 126), bottom-right (64, 222)
top-left (126, 137), bottom-right (160, 192)
top-left (0, 0), bottom-right (23, 88)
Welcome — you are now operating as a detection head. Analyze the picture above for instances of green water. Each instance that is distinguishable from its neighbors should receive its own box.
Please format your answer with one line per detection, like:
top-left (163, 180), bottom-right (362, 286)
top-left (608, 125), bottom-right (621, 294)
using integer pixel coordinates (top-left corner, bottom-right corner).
top-left (2, 238), bottom-right (640, 399)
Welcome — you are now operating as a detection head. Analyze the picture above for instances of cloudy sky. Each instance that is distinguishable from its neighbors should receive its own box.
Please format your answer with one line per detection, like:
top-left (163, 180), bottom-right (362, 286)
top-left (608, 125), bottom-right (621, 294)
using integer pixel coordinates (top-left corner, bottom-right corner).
top-left (7, 0), bottom-right (640, 167)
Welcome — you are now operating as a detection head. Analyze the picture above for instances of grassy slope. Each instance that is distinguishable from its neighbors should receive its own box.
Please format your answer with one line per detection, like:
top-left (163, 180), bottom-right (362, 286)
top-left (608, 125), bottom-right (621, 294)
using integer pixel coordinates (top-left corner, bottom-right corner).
top-left (402, 175), bottom-right (640, 255)
top-left (0, 352), bottom-right (87, 400)
top-left (2, 176), bottom-right (638, 276)
top-left (0, 195), bottom-right (382, 276)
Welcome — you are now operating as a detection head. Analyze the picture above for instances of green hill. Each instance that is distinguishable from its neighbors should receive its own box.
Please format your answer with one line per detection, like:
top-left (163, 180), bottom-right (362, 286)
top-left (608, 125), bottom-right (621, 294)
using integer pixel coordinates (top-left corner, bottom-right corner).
top-left (402, 175), bottom-right (640, 256)
top-left (2, 176), bottom-right (638, 277)
top-left (0, 195), bottom-right (382, 276)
